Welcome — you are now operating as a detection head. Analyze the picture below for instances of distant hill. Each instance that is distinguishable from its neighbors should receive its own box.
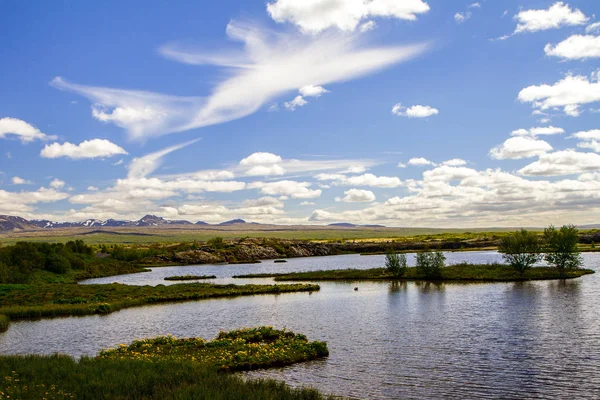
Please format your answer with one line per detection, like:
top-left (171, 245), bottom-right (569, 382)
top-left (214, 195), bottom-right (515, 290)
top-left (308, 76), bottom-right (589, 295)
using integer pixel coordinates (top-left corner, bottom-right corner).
top-left (218, 219), bottom-right (247, 226)
top-left (578, 224), bottom-right (600, 229)
top-left (328, 222), bottom-right (386, 228)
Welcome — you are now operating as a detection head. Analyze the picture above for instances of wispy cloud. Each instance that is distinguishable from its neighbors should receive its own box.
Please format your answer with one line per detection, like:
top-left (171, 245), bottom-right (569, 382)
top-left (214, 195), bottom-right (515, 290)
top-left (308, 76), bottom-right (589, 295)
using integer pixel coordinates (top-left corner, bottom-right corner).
top-left (53, 20), bottom-right (429, 140)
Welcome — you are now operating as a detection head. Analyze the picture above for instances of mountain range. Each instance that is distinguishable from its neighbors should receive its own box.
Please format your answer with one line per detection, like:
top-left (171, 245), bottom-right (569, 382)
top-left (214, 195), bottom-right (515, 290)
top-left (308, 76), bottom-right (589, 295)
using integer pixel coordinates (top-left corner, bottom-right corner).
top-left (0, 214), bottom-right (251, 232)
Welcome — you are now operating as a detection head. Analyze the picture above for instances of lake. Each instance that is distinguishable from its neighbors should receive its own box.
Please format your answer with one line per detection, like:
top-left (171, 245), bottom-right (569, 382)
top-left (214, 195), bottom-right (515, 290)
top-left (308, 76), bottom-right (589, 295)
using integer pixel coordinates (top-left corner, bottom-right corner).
top-left (1, 251), bottom-right (599, 399)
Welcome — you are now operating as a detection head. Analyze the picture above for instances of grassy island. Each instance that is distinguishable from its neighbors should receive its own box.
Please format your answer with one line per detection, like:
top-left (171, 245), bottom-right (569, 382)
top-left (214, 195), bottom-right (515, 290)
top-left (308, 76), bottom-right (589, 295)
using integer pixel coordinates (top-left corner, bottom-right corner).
top-left (164, 275), bottom-right (217, 281)
top-left (0, 327), bottom-right (333, 400)
top-left (0, 282), bottom-right (319, 321)
top-left (234, 263), bottom-right (594, 282)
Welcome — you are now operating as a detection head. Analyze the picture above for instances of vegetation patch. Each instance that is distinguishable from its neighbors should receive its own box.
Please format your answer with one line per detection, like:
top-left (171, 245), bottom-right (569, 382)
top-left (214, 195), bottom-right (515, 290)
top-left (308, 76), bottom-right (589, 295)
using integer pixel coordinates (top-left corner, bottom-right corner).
top-left (0, 315), bottom-right (8, 333)
top-left (0, 283), bottom-right (320, 321)
top-left (236, 264), bottom-right (594, 282)
top-left (164, 275), bottom-right (217, 281)
top-left (99, 326), bottom-right (329, 371)
top-left (0, 328), bottom-right (333, 400)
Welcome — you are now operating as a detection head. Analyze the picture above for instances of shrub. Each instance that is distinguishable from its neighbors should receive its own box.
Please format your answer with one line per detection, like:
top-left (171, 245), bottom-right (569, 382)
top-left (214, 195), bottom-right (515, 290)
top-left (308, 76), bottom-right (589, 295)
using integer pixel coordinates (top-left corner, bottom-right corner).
top-left (498, 229), bottom-right (542, 274)
top-left (207, 237), bottom-right (225, 249)
top-left (544, 225), bottom-right (583, 273)
top-left (385, 250), bottom-right (407, 277)
top-left (415, 251), bottom-right (445, 278)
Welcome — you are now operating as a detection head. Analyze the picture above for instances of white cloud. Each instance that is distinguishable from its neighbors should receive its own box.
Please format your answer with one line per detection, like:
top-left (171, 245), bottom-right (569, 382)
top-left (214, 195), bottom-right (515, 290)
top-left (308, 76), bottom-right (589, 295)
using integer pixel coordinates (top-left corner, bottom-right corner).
top-left (392, 104), bottom-right (439, 118)
top-left (520, 150), bottom-right (600, 176)
top-left (468, 3), bottom-right (480, 9)
top-left (315, 172), bottom-right (401, 188)
top-left (571, 129), bottom-right (600, 140)
top-left (344, 165), bottom-right (367, 174)
top-left (284, 95), bottom-right (308, 111)
top-left (49, 179), bottom-right (65, 189)
top-left (441, 158), bottom-right (467, 166)
top-left (578, 140), bottom-right (600, 152)
top-left (359, 20), bottom-right (377, 32)
top-left (511, 126), bottom-right (565, 136)
top-left (0, 117), bottom-right (57, 143)
top-left (587, 22), bottom-right (600, 33)
top-left (0, 187), bottom-right (69, 215)
top-left (240, 152), bottom-right (282, 166)
top-left (11, 177), bottom-right (31, 185)
top-left (266, 0), bottom-right (430, 34)
top-left (248, 180), bottom-right (322, 199)
top-left (299, 85), bottom-right (329, 97)
top-left (545, 35), bottom-right (600, 59)
top-left (518, 73), bottom-right (600, 117)
top-left (513, 2), bottom-right (588, 34)
top-left (408, 157), bottom-right (435, 166)
top-left (455, 12), bottom-right (471, 24)
top-left (128, 139), bottom-right (200, 179)
top-left (341, 188), bottom-right (376, 202)
top-left (55, 22), bottom-right (429, 140)
top-left (246, 165), bottom-right (286, 176)
top-left (397, 162), bottom-right (406, 168)
top-left (490, 136), bottom-right (553, 160)
top-left (300, 201), bottom-right (315, 205)
top-left (87, 186), bottom-right (99, 191)
top-left (40, 139), bottom-right (128, 159)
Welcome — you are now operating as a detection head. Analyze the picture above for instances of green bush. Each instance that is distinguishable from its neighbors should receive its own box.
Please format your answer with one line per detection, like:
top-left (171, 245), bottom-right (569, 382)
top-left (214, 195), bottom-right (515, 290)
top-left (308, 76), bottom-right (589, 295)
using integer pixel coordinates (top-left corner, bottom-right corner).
top-left (385, 251), bottom-right (407, 277)
top-left (498, 229), bottom-right (542, 274)
top-left (415, 251), bottom-right (445, 278)
top-left (544, 225), bottom-right (583, 272)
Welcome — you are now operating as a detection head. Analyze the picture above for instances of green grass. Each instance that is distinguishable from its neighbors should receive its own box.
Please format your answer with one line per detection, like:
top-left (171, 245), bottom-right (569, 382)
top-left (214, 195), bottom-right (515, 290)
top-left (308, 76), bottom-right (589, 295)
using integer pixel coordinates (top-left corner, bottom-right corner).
top-left (0, 314), bottom-right (8, 333)
top-left (0, 328), bottom-right (334, 399)
top-left (99, 326), bottom-right (329, 372)
top-left (235, 264), bottom-right (595, 282)
top-left (0, 282), bottom-right (320, 322)
top-left (164, 275), bottom-right (217, 281)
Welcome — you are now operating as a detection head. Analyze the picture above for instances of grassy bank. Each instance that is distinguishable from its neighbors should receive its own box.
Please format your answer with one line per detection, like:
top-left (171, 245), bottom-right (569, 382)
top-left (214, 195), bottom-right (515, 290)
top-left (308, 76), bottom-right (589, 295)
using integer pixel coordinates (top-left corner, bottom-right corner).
top-left (0, 282), bottom-right (319, 321)
top-left (0, 314), bottom-right (8, 333)
top-left (164, 275), bottom-right (217, 281)
top-left (0, 327), bottom-right (333, 400)
top-left (234, 264), bottom-right (594, 282)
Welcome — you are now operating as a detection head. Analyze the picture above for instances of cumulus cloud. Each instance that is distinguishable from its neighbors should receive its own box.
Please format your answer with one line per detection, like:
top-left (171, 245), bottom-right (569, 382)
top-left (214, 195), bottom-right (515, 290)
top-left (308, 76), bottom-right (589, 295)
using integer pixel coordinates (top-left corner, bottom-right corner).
top-left (518, 73), bottom-right (600, 117)
top-left (571, 129), bottom-right (600, 140)
top-left (441, 158), bottom-right (467, 166)
top-left (340, 188), bottom-right (375, 202)
top-left (520, 150), bottom-right (600, 176)
top-left (511, 126), bottom-right (565, 136)
top-left (55, 22), bottom-right (429, 140)
top-left (240, 152), bottom-right (282, 166)
top-left (11, 177), bottom-right (32, 185)
top-left (316, 172), bottom-right (401, 188)
top-left (408, 157), bottom-right (435, 166)
top-left (359, 20), bottom-right (377, 32)
top-left (0, 117), bottom-right (57, 143)
top-left (299, 85), bottom-right (329, 97)
top-left (513, 2), bottom-right (588, 34)
top-left (40, 139), bottom-right (128, 159)
top-left (266, 0), bottom-right (430, 34)
top-left (248, 180), bottom-right (322, 199)
top-left (490, 136), bottom-right (552, 160)
top-left (587, 22), bottom-right (600, 33)
top-left (0, 187), bottom-right (69, 215)
top-left (49, 179), bottom-right (65, 189)
top-left (284, 95), bottom-right (308, 111)
top-left (545, 35), bottom-right (600, 59)
top-left (392, 104), bottom-right (438, 118)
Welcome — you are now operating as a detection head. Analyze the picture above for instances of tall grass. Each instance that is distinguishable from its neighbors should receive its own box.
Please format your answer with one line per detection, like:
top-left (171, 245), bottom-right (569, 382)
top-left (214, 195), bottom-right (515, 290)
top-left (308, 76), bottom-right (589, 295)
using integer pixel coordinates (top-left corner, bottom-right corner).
top-left (0, 355), bottom-right (335, 400)
top-left (0, 314), bottom-right (8, 333)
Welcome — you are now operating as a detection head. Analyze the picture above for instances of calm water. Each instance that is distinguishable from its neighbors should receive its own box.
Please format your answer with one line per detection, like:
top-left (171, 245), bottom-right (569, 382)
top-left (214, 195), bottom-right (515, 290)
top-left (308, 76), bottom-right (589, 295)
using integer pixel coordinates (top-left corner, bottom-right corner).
top-left (1, 251), bottom-right (599, 399)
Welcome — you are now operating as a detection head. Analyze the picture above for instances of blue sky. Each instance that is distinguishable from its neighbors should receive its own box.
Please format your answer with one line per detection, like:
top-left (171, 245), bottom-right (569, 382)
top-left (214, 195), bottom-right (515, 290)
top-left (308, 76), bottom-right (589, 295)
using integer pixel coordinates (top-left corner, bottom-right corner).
top-left (1, 0), bottom-right (600, 227)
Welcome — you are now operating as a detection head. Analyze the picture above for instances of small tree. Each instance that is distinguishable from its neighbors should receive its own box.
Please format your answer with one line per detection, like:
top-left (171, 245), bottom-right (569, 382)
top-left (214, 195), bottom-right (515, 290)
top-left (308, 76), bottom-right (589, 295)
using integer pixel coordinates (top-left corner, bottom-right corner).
top-left (498, 229), bottom-right (542, 273)
top-left (385, 250), bottom-right (407, 277)
top-left (415, 251), bottom-right (445, 279)
top-left (544, 225), bottom-right (582, 272)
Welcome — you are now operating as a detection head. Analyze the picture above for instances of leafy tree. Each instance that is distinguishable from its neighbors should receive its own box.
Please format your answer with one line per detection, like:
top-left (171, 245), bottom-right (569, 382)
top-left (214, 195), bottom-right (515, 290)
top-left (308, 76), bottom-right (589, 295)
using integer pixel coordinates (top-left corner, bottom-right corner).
top-left (544, 225), bottom-right (583, 272)
top-left (385, 250), bottom-right (407, 277)
top-left (44, 253), bottom-right (71, 274)
top-left (498, 229), bottom-right (542, 273)
top-left (415, 251), bottom-right (445, 278)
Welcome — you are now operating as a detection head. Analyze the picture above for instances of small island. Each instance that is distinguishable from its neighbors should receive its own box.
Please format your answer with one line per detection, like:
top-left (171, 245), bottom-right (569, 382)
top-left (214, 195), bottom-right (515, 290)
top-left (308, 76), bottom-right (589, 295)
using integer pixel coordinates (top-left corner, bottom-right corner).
top-left (164, 275), bottom-right (216, 281)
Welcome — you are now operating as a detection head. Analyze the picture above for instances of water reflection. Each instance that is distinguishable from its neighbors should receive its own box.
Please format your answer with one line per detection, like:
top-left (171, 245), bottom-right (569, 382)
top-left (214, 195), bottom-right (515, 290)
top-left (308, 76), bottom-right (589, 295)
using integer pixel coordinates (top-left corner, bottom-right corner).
top-left (1, 252), bottom-right (599, 399)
